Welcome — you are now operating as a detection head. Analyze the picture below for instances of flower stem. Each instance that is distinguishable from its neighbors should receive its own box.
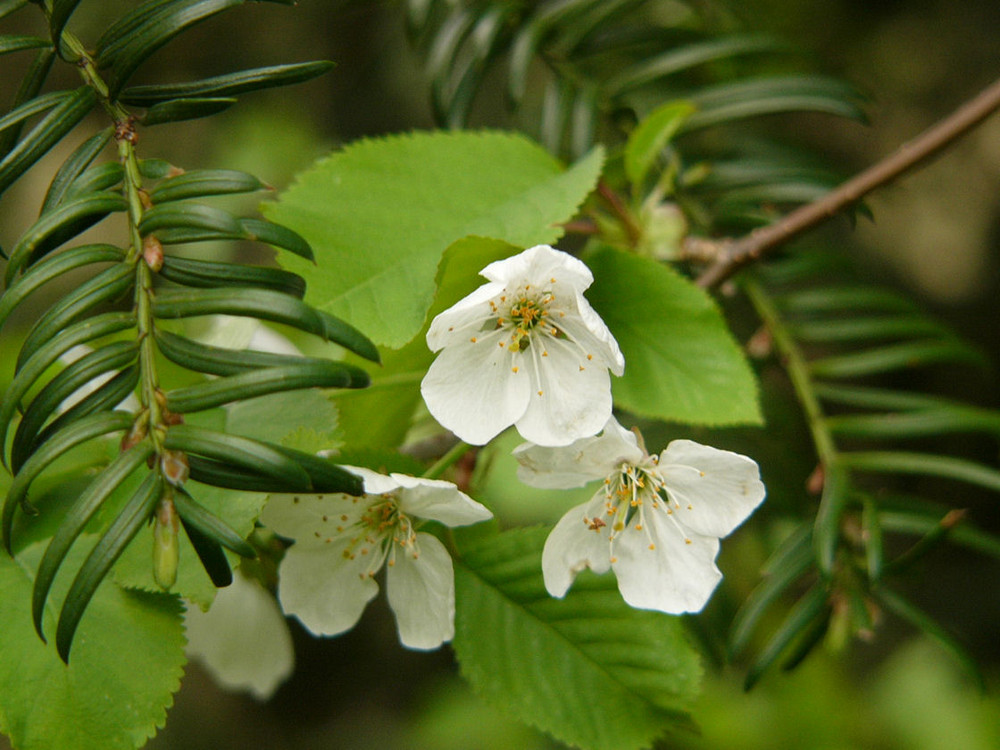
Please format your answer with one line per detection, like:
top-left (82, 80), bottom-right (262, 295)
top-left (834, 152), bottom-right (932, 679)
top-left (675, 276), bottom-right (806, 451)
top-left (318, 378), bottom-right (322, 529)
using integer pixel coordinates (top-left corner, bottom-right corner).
top-left (423, 440), bottom-right (473, 480)
top-left (742, 279), bottom-right (837, 468)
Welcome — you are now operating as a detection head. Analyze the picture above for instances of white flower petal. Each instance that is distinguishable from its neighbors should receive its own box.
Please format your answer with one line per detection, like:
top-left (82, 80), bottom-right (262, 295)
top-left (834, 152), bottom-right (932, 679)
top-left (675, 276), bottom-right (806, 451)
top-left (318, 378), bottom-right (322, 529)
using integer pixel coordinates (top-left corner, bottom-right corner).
top-left (612, 510), bottom-right (722, 614)
top-left (541, 496), bottom-right (612, 597)
top-left (556, 294), bottom-right (625, 376)
top-left (513, 335), bottom-right (614, 446)
top-left (260, 493), bottom-right (365, 548)
top-left (658, 440), bottom-right (766, 539)
top-left (386, 533), bottom-right (455, 650)
top-left (185, 572), bottom-right (294, 700)
top-left (421, 328), bottom-right (530, 445)
top-left (390, 474), bottom-right (493, 526)
top-left (481, 244), bottom-right (593, 291)
top-left (275, 541), bottom-right (380, 637)
top-left (513, 416), bottom-right (643, 489)
top-left (426, 281), bottom-right (505, 351)
top-left (344, 465), bottom-right (401, 495)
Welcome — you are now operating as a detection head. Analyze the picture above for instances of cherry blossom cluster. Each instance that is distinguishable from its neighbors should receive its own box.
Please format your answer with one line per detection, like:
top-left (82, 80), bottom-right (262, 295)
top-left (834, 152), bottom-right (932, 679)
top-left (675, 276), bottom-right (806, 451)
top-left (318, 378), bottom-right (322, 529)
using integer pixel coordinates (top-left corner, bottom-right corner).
top-left (248, 245), bottom-right (764, 674)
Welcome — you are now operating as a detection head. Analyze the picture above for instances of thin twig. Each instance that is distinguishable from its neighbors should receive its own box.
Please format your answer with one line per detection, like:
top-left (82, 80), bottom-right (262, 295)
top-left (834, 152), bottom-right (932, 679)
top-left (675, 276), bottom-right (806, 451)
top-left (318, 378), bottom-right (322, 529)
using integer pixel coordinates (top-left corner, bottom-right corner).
top-left (694, 75), bottom-right (1000, 288)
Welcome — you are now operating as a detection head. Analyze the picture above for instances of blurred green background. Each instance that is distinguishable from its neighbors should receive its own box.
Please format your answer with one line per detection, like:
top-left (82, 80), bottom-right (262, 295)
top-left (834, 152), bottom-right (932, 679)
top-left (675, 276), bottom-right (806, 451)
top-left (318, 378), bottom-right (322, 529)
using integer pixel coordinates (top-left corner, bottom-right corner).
top-left (1, 1), bottom-right (999, 748)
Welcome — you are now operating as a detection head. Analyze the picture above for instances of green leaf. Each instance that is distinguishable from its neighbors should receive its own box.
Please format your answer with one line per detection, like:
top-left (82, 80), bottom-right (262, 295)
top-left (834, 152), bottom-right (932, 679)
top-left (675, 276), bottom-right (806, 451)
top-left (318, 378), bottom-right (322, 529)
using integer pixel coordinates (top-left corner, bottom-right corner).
top-left (33, 441), bottom-right (154, 639)
top-left (138, 201), bottom-right (243, 237)
top-left (454, 527), bottom-right (701, 750)
top-left (5, 192), bottom-right (127, 283)
top-left (789, 315), bottom-right (950, 343)
top-left (226, 388), bottom-right (339, 446)
top-left (744, 584), bottom-right (830, 690)
top-left (61, 162), bottom-right (125, 201)
top-left (333, 236), bottom-right (516, 449)
top-left (40, 127), bottom-right (114, 213)
top-left (164, 360), bottom-right (368, 413)
top-left (606, 35), bottom-right (786, 95)
top-left (56, 472), bottom-right (163, 661)
top-left (238, 218), bottom-right (314, 262)
top-left (114, 481), bottom-right (267, 609)
top-left (0, 49), bottom-right (55, 160)
top-left (729, 522), bottom-right (814, 657)
top-left (808, 340), bottom-right (986, 378)
top-left (0, 85), bottom-right (96, 198)
top-left (0, 243), bottom-right (124, 333)
top-left (157, 256), bottom-right (305, 297)
top-left (839, 451), bottom-right (1000, 494)
top-left (147, 168), bottom-right (263, 203)
top-left (17, 262), bottom-right (134, 369)
top-left (173, 488), bottom-right (254, 558)
top-left (3, 410), bottom-right (134, 552)
top-left (151, 287), bottom-right (377, 362)
top-left (102, 0), bottom-right (285, 98)
top-left (266, 131), bottom-right (604, 348)
top-left (163, 424), bottom-right (312, 490)
top-left (0, 540), bottom-right (184, 750)
top-left (140, 96), bottom-right (236, 126)
top-left (153, 329), bottom-right (332, 376)
top-left (119, 60), bottom-right (335, 104)
top-left (0, 35), bottom-right (50, 57)
top-left (681, 75), bottom-right (866, 133)
top-left (11, 341), bottom-right (139, 472)
top-left (813, 463), bottom-right (850, 576)
top-left (585, 246), bottom-right (762, 425)
top-left (0, 90), bottom-right (69, 137)
top-left (825, 409), bottom-right (1000, 440)
top-left (49, 0), bottom-right (84, 55)
top-left (624, 100), bottom-right (695, 186)
top-left (0, 313), bottom-right (135, 466)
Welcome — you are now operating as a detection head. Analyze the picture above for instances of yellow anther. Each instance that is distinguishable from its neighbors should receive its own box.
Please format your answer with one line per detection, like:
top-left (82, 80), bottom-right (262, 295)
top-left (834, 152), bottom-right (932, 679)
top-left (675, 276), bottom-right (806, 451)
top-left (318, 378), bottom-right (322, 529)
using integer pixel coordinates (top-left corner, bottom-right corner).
top-left (470, 337), bottom-right (478, 343)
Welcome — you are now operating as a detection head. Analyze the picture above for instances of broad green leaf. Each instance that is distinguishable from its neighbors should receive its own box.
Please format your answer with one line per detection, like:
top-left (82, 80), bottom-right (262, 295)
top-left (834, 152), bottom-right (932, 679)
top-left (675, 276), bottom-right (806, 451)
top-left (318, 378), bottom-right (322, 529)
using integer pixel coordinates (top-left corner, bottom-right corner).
top-left (0, 539), bottom-right (184, 750)
top-left (585, 246), bottom-right (762, 425)
top-left (266, 131), bottom-right (604, 348)
top-left (454, 527), bottom-right (701, 750)
top-left (227, 389), bottom-right (339, 447)
top-left (333, 236), bottom-right (517, 448)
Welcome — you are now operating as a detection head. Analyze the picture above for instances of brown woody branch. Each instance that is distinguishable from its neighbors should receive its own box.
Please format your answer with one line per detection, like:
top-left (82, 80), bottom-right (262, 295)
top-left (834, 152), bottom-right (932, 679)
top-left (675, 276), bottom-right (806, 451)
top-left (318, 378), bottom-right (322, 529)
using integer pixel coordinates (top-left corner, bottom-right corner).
top-left (694, 75), bottom-right (1000, 288)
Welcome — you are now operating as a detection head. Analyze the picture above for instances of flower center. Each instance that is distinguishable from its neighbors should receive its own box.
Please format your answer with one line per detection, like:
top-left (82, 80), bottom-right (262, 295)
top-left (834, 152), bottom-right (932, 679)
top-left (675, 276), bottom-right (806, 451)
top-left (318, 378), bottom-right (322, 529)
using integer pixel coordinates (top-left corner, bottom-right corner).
top-left (342, 494), bottom-right (420, 577)
top-left (490, 284), bottom-right (560, 352)
top-left (581, 456), bottom-right (697, 558)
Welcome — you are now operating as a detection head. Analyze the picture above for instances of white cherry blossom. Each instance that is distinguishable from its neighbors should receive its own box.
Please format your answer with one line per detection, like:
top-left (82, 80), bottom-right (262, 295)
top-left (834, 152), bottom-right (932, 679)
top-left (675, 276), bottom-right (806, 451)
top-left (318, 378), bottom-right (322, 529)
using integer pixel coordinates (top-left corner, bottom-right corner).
top-left (514, 417), bottom-right (765, 614)
top-left (421, 244), bottom-right (624, 447)
top-left (260, 467), bottom-right (492, 650)
top-left (184, 570), bottom-right (294, 700)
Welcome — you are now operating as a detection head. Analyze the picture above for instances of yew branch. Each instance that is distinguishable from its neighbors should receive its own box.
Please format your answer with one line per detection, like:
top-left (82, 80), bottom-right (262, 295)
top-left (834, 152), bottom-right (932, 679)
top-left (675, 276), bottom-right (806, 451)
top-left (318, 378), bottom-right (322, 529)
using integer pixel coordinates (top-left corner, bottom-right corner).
top-left (694, 75), bottom-right (1000, 288)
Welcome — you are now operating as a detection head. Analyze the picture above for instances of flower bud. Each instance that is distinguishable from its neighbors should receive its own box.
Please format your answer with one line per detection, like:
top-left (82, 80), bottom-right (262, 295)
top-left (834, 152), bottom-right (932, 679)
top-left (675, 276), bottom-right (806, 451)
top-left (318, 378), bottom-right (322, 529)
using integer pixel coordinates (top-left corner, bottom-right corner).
top-left (153, 495), bottom-right (179, 590)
